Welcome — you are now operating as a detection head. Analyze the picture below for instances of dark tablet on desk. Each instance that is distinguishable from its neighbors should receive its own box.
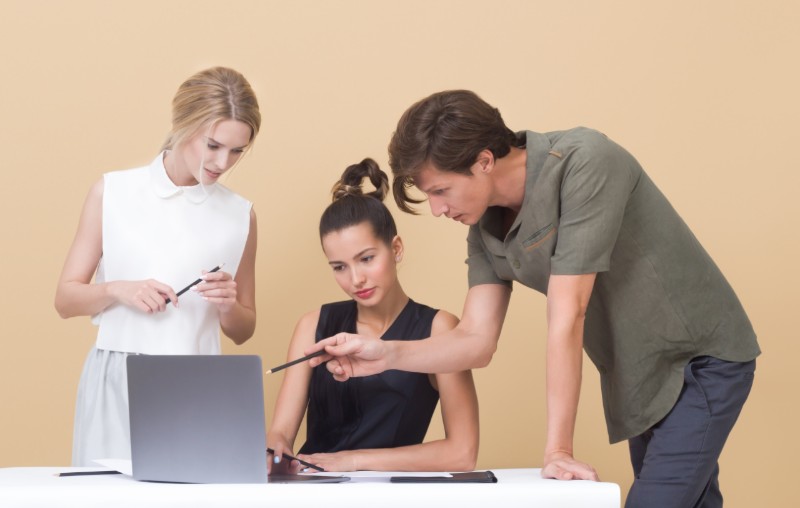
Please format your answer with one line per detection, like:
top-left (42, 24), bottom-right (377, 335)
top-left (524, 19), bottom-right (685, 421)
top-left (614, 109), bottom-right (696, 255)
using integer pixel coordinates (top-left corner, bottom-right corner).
top-left (269, 474), bottom-right (350, 483)
top-left (390, 471), bottom-right (498, 483)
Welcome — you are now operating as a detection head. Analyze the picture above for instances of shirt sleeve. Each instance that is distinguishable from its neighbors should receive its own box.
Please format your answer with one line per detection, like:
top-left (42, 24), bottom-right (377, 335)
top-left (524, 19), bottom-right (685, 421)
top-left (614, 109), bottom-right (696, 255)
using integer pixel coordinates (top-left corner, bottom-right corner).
top-left (465, 226), bottom-right (512, 288)
top-left (550, 133), bottom-right (638, 275)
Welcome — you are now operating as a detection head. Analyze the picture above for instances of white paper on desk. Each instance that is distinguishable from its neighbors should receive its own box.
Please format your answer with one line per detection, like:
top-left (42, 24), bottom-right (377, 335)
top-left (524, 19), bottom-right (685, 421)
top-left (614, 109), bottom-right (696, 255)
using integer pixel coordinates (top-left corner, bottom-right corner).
top-left (93, 458), bottom-right (133, 476)
top-left (306, 471), bottom-right (453, 478)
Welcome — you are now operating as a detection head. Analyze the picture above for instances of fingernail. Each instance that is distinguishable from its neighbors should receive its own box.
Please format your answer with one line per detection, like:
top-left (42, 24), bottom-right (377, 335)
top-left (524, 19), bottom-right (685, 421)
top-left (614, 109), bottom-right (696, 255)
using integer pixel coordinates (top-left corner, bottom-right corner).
top-left (273, 456), bottom-right (280, 464)
top-left (302, 468), bottom-right (309, 473)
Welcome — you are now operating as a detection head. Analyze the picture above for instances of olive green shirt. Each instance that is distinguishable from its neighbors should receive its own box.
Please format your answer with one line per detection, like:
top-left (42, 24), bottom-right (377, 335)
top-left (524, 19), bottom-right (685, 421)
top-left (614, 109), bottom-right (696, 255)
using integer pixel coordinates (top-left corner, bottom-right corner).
top-left (466, 128), bottom-right (760, 443)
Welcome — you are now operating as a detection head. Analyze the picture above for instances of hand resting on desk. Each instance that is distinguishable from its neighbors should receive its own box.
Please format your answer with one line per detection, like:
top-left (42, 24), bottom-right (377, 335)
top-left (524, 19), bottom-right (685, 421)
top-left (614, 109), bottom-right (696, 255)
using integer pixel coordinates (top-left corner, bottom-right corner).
top-left (541, 450), bottom-right (599, 481)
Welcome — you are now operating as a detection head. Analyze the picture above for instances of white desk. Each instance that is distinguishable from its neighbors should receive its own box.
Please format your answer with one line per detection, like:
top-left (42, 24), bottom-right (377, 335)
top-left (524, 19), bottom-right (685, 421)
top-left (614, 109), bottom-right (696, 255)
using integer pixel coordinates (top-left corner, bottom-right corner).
top-left (0, 467), bottom-right (620, 508)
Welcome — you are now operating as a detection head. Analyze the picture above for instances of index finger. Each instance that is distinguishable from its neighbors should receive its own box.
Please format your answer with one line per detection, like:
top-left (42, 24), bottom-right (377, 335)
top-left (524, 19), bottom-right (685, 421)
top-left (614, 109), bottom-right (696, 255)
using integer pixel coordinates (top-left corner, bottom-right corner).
top-left (542, 463), bottom-right (572, 480)
top-left (202, 269), bottom-right (231, 281)
top-left (558, 459), bottom-right (599, 481)
top-left (304, 335), bottom-right (341, 366)
top-left (546, 461), bottom-right (599, 482)
top-left (318, 333), bottom-right (362, 356)
top-left (306, 335), bottom-right (340, 352)
top-left (571, 464), bottom-right (599, 481)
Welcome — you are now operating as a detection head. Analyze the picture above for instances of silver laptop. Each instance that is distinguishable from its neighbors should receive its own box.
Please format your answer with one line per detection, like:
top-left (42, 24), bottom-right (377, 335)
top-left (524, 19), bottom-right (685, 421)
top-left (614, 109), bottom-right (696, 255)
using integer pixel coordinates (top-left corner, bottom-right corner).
top-left (127, 355), bottom-right (268, 484)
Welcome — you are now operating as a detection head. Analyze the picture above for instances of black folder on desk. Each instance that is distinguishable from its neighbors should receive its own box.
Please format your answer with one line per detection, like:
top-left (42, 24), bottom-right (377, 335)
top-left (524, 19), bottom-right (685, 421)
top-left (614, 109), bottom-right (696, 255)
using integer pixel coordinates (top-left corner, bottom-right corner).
top-left (390, 471), bottom-right (497, 483)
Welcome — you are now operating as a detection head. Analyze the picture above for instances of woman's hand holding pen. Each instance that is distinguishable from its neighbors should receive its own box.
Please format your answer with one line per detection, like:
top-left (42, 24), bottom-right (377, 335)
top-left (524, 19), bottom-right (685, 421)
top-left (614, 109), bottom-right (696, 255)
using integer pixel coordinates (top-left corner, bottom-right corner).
top-left (308, 333), bottom-right (393, 382)
top-left (105, 267), bottom-right (235, 315)
top-left (108, 280), bottom-right (178, 314)
top-left (194, 269), bottom-right (238, 313)
top-left (267, 438), bottom-right (302, 475)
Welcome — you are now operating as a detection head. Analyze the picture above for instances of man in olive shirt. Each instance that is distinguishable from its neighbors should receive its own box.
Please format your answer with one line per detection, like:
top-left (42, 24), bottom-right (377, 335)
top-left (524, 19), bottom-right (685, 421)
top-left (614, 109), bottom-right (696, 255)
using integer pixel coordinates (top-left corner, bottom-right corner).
top-left (310, 90), bottom-right (759, 508)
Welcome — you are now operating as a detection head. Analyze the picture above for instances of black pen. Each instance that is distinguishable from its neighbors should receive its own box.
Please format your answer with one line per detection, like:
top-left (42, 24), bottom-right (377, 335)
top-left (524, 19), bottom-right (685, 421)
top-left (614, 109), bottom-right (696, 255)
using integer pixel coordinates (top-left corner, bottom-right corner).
top-left (165, 264), bottom-right (224, 304)
top-left (267, 448), bottom-right (325, 472)
top-left (265, 350), bottom-right (327, 375)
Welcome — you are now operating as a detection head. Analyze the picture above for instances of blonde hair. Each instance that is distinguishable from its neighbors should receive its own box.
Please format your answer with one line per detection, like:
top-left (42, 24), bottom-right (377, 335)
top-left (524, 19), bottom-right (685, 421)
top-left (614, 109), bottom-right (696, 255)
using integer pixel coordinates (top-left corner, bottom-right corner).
top-left (161, 67), bottom-right (261, 152)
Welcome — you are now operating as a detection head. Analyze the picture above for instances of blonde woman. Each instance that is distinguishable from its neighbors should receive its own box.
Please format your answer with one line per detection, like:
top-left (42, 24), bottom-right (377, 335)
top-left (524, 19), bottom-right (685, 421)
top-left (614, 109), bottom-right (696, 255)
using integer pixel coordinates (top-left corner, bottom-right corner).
top-left (55, 67), bottom-right (261, 466)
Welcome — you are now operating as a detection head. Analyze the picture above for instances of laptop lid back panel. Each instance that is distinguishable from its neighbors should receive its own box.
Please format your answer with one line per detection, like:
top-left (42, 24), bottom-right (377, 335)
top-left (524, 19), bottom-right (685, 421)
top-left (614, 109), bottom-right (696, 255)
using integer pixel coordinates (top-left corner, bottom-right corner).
top-left (127, 355), bottom-right (267, 484)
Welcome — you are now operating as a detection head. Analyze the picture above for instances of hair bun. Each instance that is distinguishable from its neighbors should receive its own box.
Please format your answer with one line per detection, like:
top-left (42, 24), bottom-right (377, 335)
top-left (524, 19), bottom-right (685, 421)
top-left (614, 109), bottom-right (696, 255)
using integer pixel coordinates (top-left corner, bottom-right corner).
top-left (331, 158), bottom-right (389, 203)
top-left (332, 183), bottom-right (364, 200)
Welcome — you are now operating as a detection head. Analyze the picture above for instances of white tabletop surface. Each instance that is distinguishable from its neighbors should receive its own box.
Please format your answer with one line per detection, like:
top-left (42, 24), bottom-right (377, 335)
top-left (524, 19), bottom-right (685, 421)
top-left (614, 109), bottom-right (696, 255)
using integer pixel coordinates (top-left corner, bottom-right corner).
top-left (0, 467), bottom-right (620, 508)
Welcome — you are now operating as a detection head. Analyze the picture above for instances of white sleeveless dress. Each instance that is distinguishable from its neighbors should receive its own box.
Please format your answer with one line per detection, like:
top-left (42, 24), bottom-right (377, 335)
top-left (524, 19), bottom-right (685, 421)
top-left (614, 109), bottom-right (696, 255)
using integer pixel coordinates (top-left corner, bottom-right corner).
top-left (72, 152), bottom-right (251, 466)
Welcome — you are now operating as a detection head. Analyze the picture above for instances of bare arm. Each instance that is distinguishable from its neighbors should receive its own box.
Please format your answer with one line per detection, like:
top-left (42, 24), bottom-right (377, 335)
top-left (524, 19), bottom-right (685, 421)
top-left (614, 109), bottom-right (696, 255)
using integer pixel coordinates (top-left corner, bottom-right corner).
top-left (310, 284), bottom-right (512, 379)
top-left (54, 178), bottom-right (178, 318)
top-left (300, 311), bottom-right (480, 472)
top-left (267, 309), bottom-right (318, 474)
top-left (200, 208), bottom-right (258, 344)
top-left (541, 273), bottom-right (599, 481)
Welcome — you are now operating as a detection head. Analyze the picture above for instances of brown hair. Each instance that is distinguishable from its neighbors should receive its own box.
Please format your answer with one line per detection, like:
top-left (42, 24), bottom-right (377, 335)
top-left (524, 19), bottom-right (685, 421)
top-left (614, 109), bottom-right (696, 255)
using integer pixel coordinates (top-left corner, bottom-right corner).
top-left (161, 67), bottom-right (261, 151)
top-left (388, 90), bottom-right (520, 213)
top-left (320, 158), bottom-right (398, 246)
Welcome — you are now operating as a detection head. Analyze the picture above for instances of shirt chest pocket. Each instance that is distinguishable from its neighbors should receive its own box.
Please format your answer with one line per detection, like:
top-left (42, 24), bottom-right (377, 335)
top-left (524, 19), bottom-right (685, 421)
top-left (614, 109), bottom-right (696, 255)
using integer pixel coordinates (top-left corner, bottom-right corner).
top-left (515, 223), bottom-right (558, 292)
top-left (521, 223), bottom-right (556, 251)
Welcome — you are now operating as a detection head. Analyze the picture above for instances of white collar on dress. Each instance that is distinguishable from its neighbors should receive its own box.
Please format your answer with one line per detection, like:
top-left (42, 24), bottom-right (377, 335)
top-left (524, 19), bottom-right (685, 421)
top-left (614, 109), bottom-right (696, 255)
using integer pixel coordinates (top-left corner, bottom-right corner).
top-left (149, 151), bottom-right (217, 204)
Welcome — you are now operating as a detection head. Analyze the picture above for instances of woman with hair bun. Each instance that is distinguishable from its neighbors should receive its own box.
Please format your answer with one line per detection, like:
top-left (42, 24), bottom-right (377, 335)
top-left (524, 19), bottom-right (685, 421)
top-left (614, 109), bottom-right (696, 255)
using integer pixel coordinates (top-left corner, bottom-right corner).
top-left (55, 67), bottom-right (261, 466)
top-left (267, 158), bottom-right (479, 473)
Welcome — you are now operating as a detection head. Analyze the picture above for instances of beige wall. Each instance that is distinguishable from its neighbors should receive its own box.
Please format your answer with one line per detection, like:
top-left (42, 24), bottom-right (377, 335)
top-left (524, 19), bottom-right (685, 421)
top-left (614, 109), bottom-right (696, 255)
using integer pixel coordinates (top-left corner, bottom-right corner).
top-left (1, 1), bottom-right (797, 504)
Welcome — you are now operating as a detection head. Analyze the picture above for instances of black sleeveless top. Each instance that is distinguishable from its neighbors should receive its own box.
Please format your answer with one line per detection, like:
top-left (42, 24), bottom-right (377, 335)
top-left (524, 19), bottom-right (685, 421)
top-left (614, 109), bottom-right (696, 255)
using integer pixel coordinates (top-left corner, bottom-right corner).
top-left (299, 299), bottom-right (440, 454)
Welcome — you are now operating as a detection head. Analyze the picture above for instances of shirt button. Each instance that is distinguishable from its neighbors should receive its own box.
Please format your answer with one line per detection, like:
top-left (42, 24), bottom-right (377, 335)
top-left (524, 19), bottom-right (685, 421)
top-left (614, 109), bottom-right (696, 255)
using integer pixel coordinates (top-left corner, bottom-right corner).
top-left (512, 259), bottom-right (521, 269)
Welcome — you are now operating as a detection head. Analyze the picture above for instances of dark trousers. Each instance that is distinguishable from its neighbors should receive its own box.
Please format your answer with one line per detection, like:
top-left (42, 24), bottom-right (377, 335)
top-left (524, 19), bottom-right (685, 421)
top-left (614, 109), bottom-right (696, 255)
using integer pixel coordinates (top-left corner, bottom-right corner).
top-left (625, 356), bottom-right (755, 508)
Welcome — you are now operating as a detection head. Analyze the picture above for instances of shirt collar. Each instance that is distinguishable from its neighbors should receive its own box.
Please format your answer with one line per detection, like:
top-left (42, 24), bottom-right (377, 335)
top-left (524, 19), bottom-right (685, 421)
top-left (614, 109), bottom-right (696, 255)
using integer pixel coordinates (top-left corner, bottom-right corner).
top-left (518, 129), bottom-right (552, 216)
top-left (476, 131), bottom-right (552, 245)
top-left (149, 151), bottom-right (217, 204)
